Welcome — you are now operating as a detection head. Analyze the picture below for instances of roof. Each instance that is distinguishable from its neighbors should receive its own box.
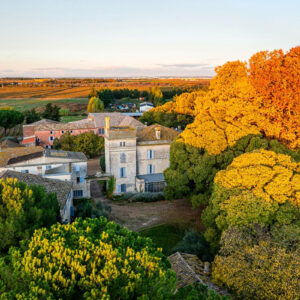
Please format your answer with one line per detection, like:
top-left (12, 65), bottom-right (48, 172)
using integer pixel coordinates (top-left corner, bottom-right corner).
top-left (44, 149), bottom-right (87, 161)
top-left (0, 170), bottom-right (72, 209)
top-left (140, 102), bottom-right (154, 106)
top-left (137, 124), bottom-right (179, 142)
top-left (0, 146), bottom-right (44, 167)
top-left (169, 252), bottom-right (230, 296)
top-left (32, 113), bottom-right (145, 131)
top-left (35, 118), bottom-right (94, 131)
top-left (23, 119), bottom-right (61, 127)
top-left (91, 112), bottom-right (145, 128)
top-left (137, 173), bottom-right (165, 183)
top-left (0, 140), bottom-right (23, 149)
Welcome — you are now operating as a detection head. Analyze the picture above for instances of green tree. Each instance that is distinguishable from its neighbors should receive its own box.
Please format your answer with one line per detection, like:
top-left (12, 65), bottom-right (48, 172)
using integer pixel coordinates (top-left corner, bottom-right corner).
top-left (23, 108), bottom-right (41, 124)
top-left (53, 131), bottom-right (74, 151)
top-left (42, 103), bottom-right (60, 121)
top-left (0, 218), bottom-right (177, 299)
top-left (97, 88), bottom-right (114, 108)
top-left (107, 176), bottom-right (116, 198)
top-left (0, 178), bottom-right (60, 254)
top-left (0, 110), bottom-right (24, 135)
top-left (87, 96), bottom-right (105, 113)
top-left (73, 132), bottom-right (104, 158)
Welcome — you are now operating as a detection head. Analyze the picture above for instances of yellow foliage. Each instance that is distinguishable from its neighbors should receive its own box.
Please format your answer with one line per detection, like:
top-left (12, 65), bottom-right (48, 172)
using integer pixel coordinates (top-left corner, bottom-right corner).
top-left (215, 150), bottom-right (300, 207)
top-left (151, 91), bottom-right (206, 116)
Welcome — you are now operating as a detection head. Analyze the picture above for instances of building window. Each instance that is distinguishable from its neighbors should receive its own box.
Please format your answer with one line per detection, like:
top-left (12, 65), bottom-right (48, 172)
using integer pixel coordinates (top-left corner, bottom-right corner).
top-left (46, 165), bottom-right (51, 170)
top-left (120, 167), bottom-right (126, 178)
top-left (73, 190), bottom-right (83, 197)
top-left (147, 149), bottom-right (154, 159)
top-left (61, 130), bottom-right (65, 134)
top-left (98, 128), bottom-right (105, 134)
top-left (21, 170), bottom-right (29, 173)
top-left (147, 164), bottom-right (155, 174)
top-left (70, 130), bottom-right (73, 133)
top-left (77, 177), bottom-right (80, 184)
top-left (120, 153), bottom-right (126, 163)
top-left (49, 136), bottom-right (54, 141)
top-left (118, 184), bottom-right (127, 193)
top-left (120, 141), bottom-right (125, 147)
top-left (50, 131), bottom-right (54, 134)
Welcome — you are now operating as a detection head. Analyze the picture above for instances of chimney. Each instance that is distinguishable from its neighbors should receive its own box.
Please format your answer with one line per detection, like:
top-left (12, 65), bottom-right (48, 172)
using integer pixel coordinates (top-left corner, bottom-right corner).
top-left (155, 126), bottom-right (161, 139)
top-left (105, 117), bottom-right (110, 130)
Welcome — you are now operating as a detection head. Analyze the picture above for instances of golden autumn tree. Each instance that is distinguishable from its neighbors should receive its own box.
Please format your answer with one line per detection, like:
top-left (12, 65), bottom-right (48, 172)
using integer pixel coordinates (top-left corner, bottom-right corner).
top-left (202, 150), bottom-right (300, 249)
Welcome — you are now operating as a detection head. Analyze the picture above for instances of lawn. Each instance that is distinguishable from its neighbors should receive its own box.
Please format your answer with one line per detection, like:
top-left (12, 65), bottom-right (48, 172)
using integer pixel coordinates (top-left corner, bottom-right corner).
top-left (139, 224), bottom-right (185, 255)
top-left (60, 115), bottom-right (86, 123)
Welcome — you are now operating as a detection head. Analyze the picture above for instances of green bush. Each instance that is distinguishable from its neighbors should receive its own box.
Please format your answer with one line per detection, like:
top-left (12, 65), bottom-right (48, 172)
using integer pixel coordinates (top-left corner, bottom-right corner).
top-left (174, 282), bottom-right (229, 300)
top-left (59, 108), bottom-right (70, 116)
top-left (171, 230), bottom-right (213, 262)
top-left (130, 192), bottom-right (165, 202)
top-left (100, 156), bottom-right (106, 172)
top-left (73, 198), bottom-right (111, 219)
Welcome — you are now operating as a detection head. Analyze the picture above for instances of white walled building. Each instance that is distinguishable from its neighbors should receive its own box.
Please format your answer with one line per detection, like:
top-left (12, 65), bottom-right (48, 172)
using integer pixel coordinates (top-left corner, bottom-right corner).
top-left (0, 147), bottom-right (90, 199)
top-left (139, 102), bottom-right (154, 113)
top-left (105, 117), bottom-right (179, 193)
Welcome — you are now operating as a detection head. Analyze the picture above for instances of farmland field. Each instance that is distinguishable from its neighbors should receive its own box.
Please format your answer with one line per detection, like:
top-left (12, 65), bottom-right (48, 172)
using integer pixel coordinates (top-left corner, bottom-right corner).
top-left (0, 98), bottom-right (89, 111)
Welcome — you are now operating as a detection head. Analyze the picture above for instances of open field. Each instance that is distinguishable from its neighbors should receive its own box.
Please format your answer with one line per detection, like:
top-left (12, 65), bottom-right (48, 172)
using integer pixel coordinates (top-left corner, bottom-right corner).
top-left (0, 98), bottom-right (89, 111)
top-left (0, 78), bottom-right (210, 99)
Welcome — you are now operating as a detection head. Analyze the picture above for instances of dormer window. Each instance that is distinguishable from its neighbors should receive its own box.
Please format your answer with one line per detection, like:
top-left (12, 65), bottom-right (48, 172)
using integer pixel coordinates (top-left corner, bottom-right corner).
top-left (120, 141), bottom-right (125, 147)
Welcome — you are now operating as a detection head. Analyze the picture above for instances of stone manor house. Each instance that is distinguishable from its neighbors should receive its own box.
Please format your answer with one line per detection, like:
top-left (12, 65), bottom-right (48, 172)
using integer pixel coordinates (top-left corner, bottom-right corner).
top-left (104, 117), bottom-right (179, 193)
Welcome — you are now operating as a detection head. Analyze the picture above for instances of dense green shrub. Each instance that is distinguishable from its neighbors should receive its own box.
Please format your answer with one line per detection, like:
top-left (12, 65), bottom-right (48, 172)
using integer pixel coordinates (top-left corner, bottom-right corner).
top-left (174, 283), bottom-right (229, 300)
top-left (100, 155), bottom-right (106, 172)
top-left (130, 192), bottom-right (165, 202)
top-left (73, 198), bottom-right (111, 219)
top-left (172, 230), bottom-right (213, 262)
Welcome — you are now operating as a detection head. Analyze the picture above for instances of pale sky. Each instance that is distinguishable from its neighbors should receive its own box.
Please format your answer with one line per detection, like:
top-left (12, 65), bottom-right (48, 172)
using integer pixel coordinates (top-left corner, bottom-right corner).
top-left (0, 0), bottom-right (299, 77)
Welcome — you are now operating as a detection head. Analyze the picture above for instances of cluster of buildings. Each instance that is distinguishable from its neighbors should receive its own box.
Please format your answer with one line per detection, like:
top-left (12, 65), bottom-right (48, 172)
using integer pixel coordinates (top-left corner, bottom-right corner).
top-left (1, 112), bottom-right (178, 223)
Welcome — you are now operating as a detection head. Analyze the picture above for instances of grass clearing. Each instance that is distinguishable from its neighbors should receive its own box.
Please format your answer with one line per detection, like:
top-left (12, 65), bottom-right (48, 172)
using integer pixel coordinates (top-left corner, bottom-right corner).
top-left (60, 115), bottom-right (86, 123)
top-left (139, 224), bottom-right (185, 255)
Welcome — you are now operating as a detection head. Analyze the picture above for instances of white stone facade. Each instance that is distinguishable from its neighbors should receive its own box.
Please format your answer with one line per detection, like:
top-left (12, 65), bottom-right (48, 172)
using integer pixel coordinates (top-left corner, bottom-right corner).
top-left (104, 119), bottom-right (178, 194)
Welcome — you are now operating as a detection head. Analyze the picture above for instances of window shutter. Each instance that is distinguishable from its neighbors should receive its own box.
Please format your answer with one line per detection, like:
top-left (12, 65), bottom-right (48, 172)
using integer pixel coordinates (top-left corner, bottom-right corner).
top-left (152, 150), bottom-right (154, 159)
top-left (124, 168), bottom-right (126, 177)
top-left (118, 185), bottom-right (121, 193)
top-left (147, 150), bottom-right (150, 159)
top-left (120, 168), bottom-right (122, 177)
top-left (147, 165), bottom-right (150, 174)
top-left (153, 165), bottom-right (155, 174)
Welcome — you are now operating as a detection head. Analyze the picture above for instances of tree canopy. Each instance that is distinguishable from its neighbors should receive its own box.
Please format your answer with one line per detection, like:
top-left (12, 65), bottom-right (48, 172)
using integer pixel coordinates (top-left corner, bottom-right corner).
top-left (54, 131), bottom-right (104, 158)
top-left (87, 96), bottom-right (105, 113)
top-left (0, 110), bottom-right (24, 133)
top-left (0, 178), bottom-right (60, 254)
top-left (42, 103), bottom-right (60, 121)
top-left (0, 217), bottom-right (177, 299)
